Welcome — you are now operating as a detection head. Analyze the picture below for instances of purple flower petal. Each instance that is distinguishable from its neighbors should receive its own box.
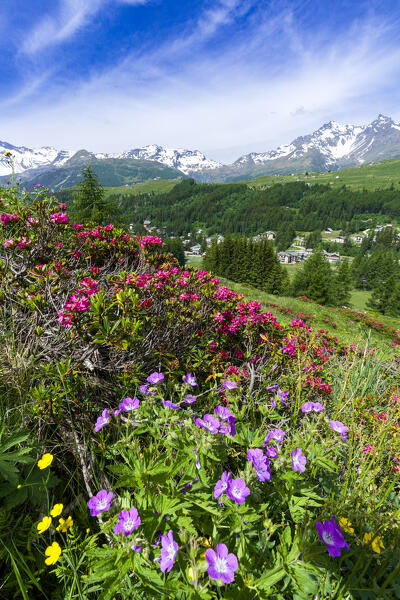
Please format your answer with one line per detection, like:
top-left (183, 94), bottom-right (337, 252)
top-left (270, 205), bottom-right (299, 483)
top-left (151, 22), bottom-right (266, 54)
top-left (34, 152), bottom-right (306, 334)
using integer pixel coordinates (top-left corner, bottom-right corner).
top-left (291, 448), bottom-right (307, 473)
top-left (184, 373), bottom-right (197, 387)
top-left (147, 372), bottom-right (164, 385)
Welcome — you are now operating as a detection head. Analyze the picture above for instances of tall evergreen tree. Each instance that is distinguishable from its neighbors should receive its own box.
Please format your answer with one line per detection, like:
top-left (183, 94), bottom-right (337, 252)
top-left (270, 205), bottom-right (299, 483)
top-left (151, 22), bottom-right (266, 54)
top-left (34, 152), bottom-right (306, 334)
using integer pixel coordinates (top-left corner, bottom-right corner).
top-left (72, 165), bottom-right (109, 225)
top-left (367, 274), bottom-right (399, 315)
top-left (291, 247), bottom-right (335, 305)
top-left (334, 259), bottom-right (353, 306)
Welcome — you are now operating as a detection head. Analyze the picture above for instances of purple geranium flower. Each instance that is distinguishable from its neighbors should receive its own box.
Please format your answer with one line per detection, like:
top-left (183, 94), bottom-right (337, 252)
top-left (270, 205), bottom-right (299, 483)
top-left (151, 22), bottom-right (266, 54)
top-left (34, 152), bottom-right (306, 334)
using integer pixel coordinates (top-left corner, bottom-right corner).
top-left (88, 489), bottom-right (114, 517)
top-left (301, 402), bottom-right (325, 413)
top-left (226, 477), bottom-right (250, 505)
top-left (277, 389), bottom-right (289, 405)
top-left (94, 409), bottom-right (109, 433)
top-left (162, 399), bottom-right (181, 409)
top-left (183, 394), bottom-right (197, 403)
top-left (264, 428), bottom-right (286, 445)
top-left (160, 530), bottom-right (178, 573)
top-left (316, 516), bottom-right (349, 557)
top-left (205, 544), bottom-right (238, 584)
top-left (266, 384), bottom-right (279, 391)
top-left (118, 397), bottom-right (140, 412)
top-left (194, 414), bottom-right (220, 433)
top-left (184, 373), bottom-right (197, 387)
top-left (291, 448), bottom-right (307, 472)
top-left (147, 372), bottom-right (164, 385)
top-left (247, 448), bottom-right (271, 482)
top-left (214, 471), bottom-right (231, 498)
top-left (214, 405), bottom-right (232, 420)
top-left (329, 420), bottom-right (349, 441)
top-left (114, 507), bottom-right (141, 536)
top-left (221, 380), bottom-right (237, 390)
top-left (112, 408), bottom-right (121, 417)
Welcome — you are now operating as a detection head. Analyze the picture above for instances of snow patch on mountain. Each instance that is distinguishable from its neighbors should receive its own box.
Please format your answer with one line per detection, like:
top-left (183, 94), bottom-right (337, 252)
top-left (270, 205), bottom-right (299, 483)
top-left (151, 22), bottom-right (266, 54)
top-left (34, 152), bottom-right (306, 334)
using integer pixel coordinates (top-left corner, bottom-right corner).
top-left (0, 142), bottom-right (75, 176)
top-left (231, 114), bottom-right (400, 172)
top-left (103, 145), bottom-right (222, 174)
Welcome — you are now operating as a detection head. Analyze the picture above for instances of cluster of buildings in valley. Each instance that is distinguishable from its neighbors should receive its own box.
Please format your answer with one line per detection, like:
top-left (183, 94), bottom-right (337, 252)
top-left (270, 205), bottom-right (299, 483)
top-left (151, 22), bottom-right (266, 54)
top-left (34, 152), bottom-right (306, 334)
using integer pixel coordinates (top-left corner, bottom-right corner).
top-left (138, 219), bottom-right (398, 262)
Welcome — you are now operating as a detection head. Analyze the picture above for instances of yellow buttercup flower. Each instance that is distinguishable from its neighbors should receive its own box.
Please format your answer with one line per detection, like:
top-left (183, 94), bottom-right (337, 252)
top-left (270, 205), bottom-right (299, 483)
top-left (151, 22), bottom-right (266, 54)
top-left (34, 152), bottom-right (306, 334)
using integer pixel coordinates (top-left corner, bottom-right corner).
top-left (339, 517), bottom-right (354, 534)
top-left (37, 516), bottom-right (52, 534)
top-left (50, 504), bottom-right (63, 518)
top-left (37, 453), bottom-right (53, 470)
top-left (371, 536), bottom-right (385, 554)
top-left (56, 516), bottom-right (73, 532)
top-left (45, 542), bottom-right (62, 565)
top-left (363, 532), bottom-right (385, 553)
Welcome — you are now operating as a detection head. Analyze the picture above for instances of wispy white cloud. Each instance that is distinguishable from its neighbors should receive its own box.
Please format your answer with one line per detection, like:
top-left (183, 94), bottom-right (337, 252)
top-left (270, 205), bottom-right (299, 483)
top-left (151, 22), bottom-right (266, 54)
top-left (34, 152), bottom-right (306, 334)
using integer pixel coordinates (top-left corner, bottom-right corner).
top-left (4, 4), bottom-right (400, 161)
top-left (21, 0), bottom-right (149, 54)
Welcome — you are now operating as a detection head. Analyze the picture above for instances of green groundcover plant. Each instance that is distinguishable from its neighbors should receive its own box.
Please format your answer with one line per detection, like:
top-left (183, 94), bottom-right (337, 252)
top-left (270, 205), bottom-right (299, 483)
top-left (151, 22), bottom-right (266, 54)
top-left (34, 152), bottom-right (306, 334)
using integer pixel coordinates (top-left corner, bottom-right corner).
top-left (0, 181), bottom-right (399, 599)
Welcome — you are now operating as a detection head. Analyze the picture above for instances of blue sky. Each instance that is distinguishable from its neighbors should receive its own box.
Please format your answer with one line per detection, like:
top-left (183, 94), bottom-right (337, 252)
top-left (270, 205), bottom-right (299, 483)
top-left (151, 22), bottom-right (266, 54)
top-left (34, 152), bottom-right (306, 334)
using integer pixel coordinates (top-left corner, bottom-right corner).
top-left (1, 0), bottom-right (400, 161)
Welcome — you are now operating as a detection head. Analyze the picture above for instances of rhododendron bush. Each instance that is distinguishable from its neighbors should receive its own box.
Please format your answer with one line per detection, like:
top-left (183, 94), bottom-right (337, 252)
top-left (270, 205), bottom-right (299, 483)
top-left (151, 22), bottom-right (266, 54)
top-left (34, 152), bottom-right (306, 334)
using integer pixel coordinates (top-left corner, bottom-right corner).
top-left (1, 185), bottom-right (400, 599)
top-left (0, 186), bottom-right (338, 416)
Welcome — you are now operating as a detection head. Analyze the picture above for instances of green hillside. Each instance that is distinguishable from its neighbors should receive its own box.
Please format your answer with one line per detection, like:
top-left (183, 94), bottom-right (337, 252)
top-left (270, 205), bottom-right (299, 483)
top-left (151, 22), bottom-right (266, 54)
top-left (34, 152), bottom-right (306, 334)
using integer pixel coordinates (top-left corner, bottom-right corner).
top-left (242, 157), bottom-right (400, 191)
top-left (16, 158), bottom-right (184, 190)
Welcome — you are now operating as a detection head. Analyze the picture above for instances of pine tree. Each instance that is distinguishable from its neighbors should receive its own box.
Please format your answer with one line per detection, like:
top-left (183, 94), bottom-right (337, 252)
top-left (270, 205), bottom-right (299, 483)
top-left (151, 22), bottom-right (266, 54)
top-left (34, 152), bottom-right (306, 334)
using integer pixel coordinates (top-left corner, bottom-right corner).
top-left (291, 247), bottom-right (335, 305)
top-left (72, 165), bottom-right (109, 225)
top-left (386, 282), bottom-right (400, 317)
top-left (367, 274), bottom-right (399, 315)
top-left (334, 259), bottom-right (353, 307)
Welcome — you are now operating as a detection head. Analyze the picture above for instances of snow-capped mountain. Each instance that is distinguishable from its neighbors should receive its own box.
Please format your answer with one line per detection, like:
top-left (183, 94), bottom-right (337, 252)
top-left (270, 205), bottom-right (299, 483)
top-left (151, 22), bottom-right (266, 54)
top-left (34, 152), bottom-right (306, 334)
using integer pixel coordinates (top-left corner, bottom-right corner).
top-left (200, 114), bottom-right (400, 181)
top-left (0, 141), bottom-right (75, 176)
top-left (0, 141), bottom-right (221, 178)
top-left (2, 115), bottom-right (400, 185)
top-left (96, 145), bottom-right (222, 174)
top-left (241, 114), bottom-right (400, 168)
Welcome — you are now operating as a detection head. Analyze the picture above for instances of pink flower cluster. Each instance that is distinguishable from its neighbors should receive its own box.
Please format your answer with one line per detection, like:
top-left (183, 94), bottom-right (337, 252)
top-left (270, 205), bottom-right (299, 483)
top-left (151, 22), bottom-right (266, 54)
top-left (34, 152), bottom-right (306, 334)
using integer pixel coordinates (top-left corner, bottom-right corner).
top-left (1, 212), bottom-right (19, 225)
top-left (139, 235), bottom-right (162, 249)
top-left (50, 212), bottom-right (69, 224)
top-left (58, 277), bottom-right (100, 327)
top-left (17, 236), bottom-right (31, 249)
top-left (27, 216), bottom-right (39, 227)
top-left (304, 376), bottom-right (332, 394)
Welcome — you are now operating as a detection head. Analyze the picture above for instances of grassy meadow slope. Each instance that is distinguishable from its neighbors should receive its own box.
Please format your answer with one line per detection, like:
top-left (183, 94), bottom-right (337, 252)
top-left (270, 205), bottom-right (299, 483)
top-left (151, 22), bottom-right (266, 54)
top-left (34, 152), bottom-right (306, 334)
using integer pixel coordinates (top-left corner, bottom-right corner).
top-left (186, 256), bottom-right (400, 352)
top-left (64, 156), bottom-right (400, 201)
top-left (239, 157), bottom-right (400, 191)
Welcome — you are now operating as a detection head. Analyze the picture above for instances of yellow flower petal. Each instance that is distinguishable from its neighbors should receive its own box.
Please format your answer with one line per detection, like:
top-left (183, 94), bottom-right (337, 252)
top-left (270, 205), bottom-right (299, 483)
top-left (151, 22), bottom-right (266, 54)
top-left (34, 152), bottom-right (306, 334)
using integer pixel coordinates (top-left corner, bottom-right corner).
top-left (45, 542), bottom-right (62, 565)
top-left (37, 453), bottom-right (53, 470)
top-left (371, 536), bottom-right (384, 554)
top-left (339, 517), bottom-right (354, 534)
top-left (363, 532), bottom-right (373, 545)
top-left (50, 504), bottom-right (63, 518)
top-left (37, 516), bottom-right (52, 534)
top-left (56, 516), bottom-right (73, 532)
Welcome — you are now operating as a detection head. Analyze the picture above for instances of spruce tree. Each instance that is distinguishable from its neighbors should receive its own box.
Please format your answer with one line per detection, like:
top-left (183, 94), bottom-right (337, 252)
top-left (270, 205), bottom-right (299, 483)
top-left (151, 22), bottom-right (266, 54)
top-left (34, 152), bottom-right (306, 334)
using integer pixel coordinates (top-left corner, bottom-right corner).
top-left (73, 165), bottom-right (108, 225)
top-left (291, 247), bottom-right (335, 305)
top-left (334, 259), bottom-right (353, 306)
top-left (367, 274), bottom-right (399, 315)
top-left (386, 282), bottom-right (400, 317)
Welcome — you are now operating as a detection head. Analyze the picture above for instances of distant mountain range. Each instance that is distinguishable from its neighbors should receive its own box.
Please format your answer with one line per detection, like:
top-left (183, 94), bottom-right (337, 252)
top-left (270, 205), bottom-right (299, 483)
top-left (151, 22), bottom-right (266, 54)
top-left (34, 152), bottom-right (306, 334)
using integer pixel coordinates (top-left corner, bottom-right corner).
top-left (1, 114), bottom-right (400, 188)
